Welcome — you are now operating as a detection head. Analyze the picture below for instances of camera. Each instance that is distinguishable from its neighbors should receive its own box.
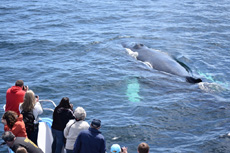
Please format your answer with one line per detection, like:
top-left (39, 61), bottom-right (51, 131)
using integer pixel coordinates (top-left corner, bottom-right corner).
top-left (23, 85), bottom-right (28, 90)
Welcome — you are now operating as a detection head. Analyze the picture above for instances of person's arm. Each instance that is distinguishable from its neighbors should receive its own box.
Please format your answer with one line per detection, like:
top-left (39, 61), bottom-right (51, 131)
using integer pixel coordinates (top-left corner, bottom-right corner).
top-left (68, 109), bottom-right (75, 119)
top-left (100, 139), bottom-right (106, 153)
top-left (121, 147), bottom-right (128, 153)
top-left (4, 124), bottom-right (9, 131)
top-left (34, 102), bottom-right (43, 115)
top-left (11, 122), bottom-right (24, 137)
top-left (64, 120), bottom-right (73, 138)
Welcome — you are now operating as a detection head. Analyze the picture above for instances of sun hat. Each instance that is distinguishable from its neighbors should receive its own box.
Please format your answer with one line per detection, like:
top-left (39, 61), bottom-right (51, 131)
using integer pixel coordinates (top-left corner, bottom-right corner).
top-left (111, 144), bottom-right (121, 153)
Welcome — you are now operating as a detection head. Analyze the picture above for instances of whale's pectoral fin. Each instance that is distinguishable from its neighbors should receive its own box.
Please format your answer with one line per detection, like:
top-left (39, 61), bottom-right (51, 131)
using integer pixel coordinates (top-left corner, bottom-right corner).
top-left (173, 57), bottom-right (192, 73)
top-left (186, 77), bottom-right (202, 84)
top-left (142, 62), bottom-right (153, 69)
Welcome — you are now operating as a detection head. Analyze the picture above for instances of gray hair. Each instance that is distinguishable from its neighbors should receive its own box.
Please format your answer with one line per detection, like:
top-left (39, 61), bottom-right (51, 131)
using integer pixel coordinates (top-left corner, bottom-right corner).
top-left (74, 107), bottom-right (86, 120)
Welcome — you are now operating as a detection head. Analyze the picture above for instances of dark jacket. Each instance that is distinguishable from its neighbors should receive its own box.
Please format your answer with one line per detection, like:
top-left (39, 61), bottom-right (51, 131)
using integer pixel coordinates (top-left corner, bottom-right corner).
top-left (51, 107), bottom-right (74, 131)
top-left (73, 127), bottom-right (106, 153)
top-left (11, 137), bottom-right (43, 153)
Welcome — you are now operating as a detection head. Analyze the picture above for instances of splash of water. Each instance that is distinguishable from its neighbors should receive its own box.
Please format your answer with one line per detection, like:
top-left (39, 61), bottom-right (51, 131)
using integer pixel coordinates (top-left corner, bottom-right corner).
top-left (198, 71), bottom-right (229, 92)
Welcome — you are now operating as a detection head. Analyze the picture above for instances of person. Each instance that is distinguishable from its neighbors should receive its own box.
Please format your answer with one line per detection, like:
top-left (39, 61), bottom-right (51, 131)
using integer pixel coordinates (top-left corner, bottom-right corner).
top-left (19, 90), bottom-right (43, 145)
top-left (5, 80), bottom-right (28, 115)
top-left (16, 146), bottom-right (28, 153)
top-left (51, 97), bottom-right (75, 153)
top-left (1, 111), bottom-right (27, 137)
top-left (73, 119), bottom-right (106, 153)
top-left (137, 142), bottom-right (149, 153)
top-left (64, 107), bottom-right (90, 153)
top-left (110, 144), bottom-right (128, 153)
top-left (2, 131), bottom-right (43, 153)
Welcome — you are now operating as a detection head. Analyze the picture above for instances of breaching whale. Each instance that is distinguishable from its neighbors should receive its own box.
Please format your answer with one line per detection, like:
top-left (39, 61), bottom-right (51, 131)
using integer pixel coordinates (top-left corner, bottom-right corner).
top-left (122, 42), bottom-right (202, 84)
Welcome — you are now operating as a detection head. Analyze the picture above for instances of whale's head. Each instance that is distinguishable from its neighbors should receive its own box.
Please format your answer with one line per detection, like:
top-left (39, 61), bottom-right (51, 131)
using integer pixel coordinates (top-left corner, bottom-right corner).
top-left (133, 43), bottom-right (145, 49)
top-left (122, 42), bottom-right (145, 50)
top-left (122, 42), bottom-right (140, 59)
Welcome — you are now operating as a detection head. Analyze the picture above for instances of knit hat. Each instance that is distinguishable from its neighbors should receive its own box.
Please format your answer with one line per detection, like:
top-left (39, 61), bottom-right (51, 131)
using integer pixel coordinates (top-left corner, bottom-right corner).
top-left (74, 107), bottom-right (86, 120)
top-left (111, 144), bottom-right (121, 153)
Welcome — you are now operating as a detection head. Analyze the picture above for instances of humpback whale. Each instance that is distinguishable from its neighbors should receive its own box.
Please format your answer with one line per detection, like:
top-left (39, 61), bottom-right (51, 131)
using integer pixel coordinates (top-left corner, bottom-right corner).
top-left (122, 42), bottom-right (202, 84)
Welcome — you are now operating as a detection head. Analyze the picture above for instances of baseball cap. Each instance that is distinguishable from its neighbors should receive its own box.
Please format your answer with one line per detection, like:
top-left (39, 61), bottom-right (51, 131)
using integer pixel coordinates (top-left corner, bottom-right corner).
top-left (111, 144), bottom-right (121, 153)
top-left (91, 119), bottom-right (101, 128)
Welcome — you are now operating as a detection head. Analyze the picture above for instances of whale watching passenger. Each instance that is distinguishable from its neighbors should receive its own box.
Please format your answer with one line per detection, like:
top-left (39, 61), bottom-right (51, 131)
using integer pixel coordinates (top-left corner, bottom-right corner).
top-left (73, 119), bottom-right (106, 153)
top-left (2, 131), bottom-right (43, 153)
top-left (5, 80), bottom-right (28, 115)
top-left (51, 97), bottom-right (75, 153)
top-left (138, 142), bottom-right (149, 153)
top-left (2, 111), bottom-right (27, 137)
top-left (110, 144), bottom-right (128, 153)
top-left (19, 90), bottom-right (43, 145)
top-left (64, 107), bottom-right (90, 153)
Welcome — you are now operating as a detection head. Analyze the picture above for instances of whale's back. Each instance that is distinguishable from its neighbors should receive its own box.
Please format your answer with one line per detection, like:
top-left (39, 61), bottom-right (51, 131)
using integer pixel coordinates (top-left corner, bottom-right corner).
top-left (136, 48), bottom-right (189, 77)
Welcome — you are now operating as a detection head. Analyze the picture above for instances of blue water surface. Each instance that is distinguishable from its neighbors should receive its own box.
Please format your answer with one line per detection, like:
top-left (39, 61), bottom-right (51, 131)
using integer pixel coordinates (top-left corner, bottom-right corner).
top-left (1, 0), bottom-right (230, 152)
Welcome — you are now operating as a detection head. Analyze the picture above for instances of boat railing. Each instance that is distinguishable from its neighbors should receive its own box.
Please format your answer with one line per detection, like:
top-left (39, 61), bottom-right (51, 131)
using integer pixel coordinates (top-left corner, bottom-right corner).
top-left (2, 99), bottom-right (57, 112)
top-left (39, 99), bottom-right (56, 112)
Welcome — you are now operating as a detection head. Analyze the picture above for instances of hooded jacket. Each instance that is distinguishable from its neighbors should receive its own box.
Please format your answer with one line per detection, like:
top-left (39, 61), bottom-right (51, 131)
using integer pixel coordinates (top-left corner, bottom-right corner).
top-left (6, 86), bottom-right (25, 115)
top-left (4, 114), bottom-right (27, 137)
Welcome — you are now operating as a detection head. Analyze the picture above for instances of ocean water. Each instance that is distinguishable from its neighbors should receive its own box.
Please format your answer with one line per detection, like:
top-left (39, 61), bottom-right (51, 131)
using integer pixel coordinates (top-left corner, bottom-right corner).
top-left (0, 0), bottom-right (230, 152)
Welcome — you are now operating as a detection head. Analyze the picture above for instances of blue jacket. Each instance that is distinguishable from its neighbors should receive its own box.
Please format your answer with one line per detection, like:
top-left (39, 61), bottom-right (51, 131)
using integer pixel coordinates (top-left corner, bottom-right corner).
top-left (73, 127), bottom-right (106, 153)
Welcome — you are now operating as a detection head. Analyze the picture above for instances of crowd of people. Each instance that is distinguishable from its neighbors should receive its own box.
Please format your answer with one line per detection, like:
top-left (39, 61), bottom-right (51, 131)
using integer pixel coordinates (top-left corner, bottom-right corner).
top-left (1, 80), bottom-right (150, 153)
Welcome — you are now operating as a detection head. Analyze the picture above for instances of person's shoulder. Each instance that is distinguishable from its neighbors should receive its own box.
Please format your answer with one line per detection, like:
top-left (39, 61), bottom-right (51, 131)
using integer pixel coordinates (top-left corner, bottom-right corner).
top-left (17, 114), bottom-right (24, 121)
top-left (6, 87), bottom-right (12, 92)
top-left (81, 121), bottom-right (90, 126)
top-left (98, 133), bottom-right (105, 138)
top-left (67, 108), bottom-right (74, 113)
top-left (66, 119), bottom-right (75, 126)
top-left (34, 102), bottom-right (42, 110)
top-left (15, 137), bottom-right (26, 142)
top-left (79, 129), bottom-right (89, 134)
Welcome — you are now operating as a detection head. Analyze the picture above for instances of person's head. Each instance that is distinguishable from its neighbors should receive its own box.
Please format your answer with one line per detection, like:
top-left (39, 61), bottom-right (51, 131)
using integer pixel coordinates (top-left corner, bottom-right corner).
top-left (16, 146), bottom-right (28, 153)
top-left (74, 107), bottom-right (86, 121)
top-left (110, 144), bottom-right (121, 153)
top-left (137, 142), bottom-right (149, 153)
top-left (15, 80), bottom-right (24, 87)
top-left (21, 90), bottom-right (36, 111)
top-left (90, 119), bottom-right (101, 129)
top-left (2, 111), bottom-right (18, 129)
top-left (2, 131), bottom-right (16, 147)
top-left (57, 97), bottom-right (71, 109)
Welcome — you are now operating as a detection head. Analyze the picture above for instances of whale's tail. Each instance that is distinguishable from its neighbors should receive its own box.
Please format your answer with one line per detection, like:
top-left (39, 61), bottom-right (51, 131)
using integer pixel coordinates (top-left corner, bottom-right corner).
top-left (186, 77), bottom-right (202, 84)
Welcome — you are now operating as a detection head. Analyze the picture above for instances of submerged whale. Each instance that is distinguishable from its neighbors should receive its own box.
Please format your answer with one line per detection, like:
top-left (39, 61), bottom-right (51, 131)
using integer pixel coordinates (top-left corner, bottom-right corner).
top-left (122, 42), bottom-right (202, 84)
